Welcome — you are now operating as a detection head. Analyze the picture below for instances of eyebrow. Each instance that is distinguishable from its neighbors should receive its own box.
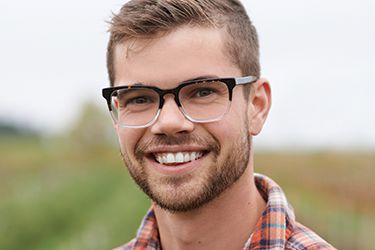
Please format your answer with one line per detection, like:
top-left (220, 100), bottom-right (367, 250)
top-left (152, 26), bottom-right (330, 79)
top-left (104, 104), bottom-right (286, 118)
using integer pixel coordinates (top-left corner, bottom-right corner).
top-left (133, 82), bottom-right (146, 86)
top-left (183, 75), bottom-right (219, 82)
top-left (129, 75), bottom-right (220, 87)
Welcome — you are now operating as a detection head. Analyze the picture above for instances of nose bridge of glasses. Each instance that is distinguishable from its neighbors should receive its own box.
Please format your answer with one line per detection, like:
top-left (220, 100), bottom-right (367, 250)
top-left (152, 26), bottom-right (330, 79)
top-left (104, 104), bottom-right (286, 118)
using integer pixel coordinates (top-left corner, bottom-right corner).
top-left (156, 93), bottom-right (189, 126)
top-left (159, 88), bottom-right (182, 108)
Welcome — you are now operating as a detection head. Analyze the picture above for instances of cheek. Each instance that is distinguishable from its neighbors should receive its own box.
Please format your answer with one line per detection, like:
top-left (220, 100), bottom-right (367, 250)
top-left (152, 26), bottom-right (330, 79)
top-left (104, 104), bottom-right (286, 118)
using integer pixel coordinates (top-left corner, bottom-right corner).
top-left (117, 128), bottom-right (144, 155)
top-left (204, 108), bottom-right (248, 146)
top-left (225, 103), bottom-right (248, 131)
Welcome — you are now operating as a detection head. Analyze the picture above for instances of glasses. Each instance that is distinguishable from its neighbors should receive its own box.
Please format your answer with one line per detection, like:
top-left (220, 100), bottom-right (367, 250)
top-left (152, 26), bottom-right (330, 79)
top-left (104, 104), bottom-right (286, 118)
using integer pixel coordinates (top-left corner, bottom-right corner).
top-left (102, 76), bottom-right (258, 128)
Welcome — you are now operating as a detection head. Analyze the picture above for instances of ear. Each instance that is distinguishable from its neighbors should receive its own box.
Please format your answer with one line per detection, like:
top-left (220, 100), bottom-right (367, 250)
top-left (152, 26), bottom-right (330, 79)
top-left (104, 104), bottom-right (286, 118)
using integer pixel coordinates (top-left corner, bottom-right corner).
top-left (247, 78), bottom-right (272, 136)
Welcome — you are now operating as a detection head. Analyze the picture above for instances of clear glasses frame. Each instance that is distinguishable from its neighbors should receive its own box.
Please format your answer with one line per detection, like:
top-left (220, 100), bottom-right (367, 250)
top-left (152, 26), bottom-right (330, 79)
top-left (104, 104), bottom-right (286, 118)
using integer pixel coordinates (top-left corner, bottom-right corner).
top-left (102, 76), bottom-right (258, 128)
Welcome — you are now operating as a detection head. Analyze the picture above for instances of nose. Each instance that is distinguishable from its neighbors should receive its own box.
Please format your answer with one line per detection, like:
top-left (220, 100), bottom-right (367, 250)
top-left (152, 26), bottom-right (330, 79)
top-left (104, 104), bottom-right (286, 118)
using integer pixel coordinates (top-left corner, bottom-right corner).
top-left (150, 95), bottom-right (194, 136)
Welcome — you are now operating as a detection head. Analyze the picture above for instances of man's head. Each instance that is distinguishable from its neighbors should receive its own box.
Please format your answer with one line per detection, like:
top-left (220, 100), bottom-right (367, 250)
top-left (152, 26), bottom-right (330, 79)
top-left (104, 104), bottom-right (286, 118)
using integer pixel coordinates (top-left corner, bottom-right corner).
top-left (107, 0), bottom-right (260, 86)
top-left (105, 0), bottom-right (271, 213)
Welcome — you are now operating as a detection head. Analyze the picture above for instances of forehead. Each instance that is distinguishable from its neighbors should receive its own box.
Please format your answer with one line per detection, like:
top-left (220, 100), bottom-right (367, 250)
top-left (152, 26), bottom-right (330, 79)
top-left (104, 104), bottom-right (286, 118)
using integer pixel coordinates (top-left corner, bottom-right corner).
top-left (113, 26), bottom-right (241, 87)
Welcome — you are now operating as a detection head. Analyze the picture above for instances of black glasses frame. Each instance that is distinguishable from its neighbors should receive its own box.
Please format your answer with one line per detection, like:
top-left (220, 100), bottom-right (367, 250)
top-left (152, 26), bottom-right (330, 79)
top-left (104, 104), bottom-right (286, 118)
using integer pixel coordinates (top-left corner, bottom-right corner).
top-left (102, 76), bottom-right (258, 112)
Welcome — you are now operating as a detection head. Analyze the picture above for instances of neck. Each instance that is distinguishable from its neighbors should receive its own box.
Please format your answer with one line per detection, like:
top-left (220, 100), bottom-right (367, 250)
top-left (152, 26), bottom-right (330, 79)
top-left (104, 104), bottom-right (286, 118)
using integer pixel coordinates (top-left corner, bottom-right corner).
top-left (154, 166), bottom-right (266, 250)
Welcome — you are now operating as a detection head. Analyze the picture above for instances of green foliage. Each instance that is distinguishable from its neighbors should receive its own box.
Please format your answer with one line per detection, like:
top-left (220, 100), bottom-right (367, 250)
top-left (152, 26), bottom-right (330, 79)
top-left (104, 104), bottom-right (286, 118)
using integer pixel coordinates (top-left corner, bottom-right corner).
top-left (0, 120), bottom-right (40, 138)
top-left (65, 100), bottom-right (117, 152)
top-left (0, 136), bottom-right (150, 250)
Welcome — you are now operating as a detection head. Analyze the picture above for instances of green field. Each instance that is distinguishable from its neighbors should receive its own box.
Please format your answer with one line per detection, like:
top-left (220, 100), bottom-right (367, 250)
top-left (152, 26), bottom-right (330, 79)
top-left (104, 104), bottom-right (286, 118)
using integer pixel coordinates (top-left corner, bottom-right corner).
top-left (1, 136), bottom-right (374, 250)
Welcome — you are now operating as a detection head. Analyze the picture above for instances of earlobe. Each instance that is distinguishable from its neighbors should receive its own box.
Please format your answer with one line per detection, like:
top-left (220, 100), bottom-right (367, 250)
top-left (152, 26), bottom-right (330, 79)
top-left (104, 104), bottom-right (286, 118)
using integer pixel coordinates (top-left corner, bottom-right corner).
top-left (248, 78), bottom-right (272, 136)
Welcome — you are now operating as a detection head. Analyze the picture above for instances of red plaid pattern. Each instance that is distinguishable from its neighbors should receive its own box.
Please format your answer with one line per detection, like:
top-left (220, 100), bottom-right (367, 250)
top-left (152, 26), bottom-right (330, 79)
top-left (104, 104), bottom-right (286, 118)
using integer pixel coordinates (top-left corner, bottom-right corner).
top-left (114, 174), bottom-right (335, 250)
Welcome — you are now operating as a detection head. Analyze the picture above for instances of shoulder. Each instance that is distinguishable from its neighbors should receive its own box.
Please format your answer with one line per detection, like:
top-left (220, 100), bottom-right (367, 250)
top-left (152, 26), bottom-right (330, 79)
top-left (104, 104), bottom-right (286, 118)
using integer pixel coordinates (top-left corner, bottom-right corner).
top-left (286, 222), bottom-right (336, 250)
top-left (112, 239), bottom-right (135, 250)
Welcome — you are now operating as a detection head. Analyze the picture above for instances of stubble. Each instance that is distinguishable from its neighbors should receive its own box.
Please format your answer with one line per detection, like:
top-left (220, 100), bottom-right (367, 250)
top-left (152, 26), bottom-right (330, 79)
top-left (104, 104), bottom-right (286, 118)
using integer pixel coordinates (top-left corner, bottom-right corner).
top-left (121, 126), bottom-right (251, 213)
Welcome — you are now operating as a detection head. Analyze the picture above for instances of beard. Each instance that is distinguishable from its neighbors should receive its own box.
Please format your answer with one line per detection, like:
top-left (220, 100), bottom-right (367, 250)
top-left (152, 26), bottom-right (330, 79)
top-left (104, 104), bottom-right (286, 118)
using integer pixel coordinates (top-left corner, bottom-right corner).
top-left (121, 125), bottom-right (251, 213)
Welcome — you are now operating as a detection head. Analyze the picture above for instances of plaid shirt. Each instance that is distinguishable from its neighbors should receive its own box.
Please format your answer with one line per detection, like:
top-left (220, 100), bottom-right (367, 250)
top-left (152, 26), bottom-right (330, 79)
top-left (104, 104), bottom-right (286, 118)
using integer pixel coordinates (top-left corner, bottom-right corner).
top-left (114, 174), bottom-right (335, 250)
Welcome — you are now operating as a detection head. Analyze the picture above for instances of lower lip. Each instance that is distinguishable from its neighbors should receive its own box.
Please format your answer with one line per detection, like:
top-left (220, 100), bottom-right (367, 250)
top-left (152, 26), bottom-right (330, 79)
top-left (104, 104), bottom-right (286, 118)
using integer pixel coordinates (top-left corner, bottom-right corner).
top-left (147, 154), bottom-right (207, 176)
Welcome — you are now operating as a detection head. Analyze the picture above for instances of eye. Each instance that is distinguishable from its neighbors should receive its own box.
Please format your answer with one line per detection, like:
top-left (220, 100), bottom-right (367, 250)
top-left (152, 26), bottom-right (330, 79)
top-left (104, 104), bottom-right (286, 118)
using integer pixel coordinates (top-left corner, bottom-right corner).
top-left (116, 88), bottom-right (158, 108)
top-left (127, 95), bottom-right (155, 105)
top-left (194, 88), bottom-right (216, 98)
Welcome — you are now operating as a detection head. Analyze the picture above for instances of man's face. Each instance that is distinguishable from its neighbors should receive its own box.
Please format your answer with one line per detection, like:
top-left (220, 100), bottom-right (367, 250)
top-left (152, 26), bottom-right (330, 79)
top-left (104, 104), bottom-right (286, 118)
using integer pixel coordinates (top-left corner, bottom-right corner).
top-left (113, 26), bottom-right (257, 212)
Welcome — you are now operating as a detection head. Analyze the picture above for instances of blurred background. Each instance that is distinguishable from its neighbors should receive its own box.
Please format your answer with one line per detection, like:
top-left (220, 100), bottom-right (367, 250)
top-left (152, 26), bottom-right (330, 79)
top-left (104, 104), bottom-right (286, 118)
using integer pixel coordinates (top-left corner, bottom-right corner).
top-left (0, 0), bottom-right (374, 249)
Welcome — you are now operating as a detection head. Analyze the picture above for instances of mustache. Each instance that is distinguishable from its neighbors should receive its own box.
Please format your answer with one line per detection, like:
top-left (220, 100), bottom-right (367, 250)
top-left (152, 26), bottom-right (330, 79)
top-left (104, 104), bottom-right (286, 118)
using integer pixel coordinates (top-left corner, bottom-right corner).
top-left (135, 133), bottom-right (220, 157)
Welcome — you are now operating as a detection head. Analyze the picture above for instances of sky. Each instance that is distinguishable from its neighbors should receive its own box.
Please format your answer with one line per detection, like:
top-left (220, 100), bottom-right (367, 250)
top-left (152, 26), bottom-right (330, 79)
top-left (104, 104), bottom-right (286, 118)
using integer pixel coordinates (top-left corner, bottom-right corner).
top-left (0, 0), bottom-right (374, 150)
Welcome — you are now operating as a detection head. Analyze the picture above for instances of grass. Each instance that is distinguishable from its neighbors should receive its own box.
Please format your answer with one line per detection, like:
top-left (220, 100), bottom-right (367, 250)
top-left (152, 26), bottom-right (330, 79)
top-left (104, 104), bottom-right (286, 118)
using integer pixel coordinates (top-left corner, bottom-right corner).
top-left (255, 152), bottom-right (375, 249)
top-left (1, 136), bottom-right (374, 249)
top-left (0, 136), bottom-right (150, 250)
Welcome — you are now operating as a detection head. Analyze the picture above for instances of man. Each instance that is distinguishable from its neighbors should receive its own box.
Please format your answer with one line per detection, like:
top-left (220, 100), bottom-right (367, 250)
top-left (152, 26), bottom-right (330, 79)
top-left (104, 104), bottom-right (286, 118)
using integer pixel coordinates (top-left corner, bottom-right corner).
top-left (102, 0), bottom-right (335, 249)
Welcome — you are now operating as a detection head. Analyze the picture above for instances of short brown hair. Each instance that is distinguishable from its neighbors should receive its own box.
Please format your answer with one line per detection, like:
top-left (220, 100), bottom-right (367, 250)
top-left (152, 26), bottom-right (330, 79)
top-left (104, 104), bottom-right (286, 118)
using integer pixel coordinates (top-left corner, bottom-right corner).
top-left (107, 0), bottom-right (260, 86)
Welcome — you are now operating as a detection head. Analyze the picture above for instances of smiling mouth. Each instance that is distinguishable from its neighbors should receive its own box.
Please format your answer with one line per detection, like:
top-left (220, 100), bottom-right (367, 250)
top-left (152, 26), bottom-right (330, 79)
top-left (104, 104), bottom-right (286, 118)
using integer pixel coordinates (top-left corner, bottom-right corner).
top-left (152, 151), bottom-right (206, 165)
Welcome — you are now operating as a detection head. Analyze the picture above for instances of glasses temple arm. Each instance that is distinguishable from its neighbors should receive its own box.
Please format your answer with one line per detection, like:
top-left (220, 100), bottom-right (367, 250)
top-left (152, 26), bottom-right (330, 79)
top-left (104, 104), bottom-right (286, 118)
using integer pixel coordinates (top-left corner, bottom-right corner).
top-left (235, 76), bottom-right (258, 85)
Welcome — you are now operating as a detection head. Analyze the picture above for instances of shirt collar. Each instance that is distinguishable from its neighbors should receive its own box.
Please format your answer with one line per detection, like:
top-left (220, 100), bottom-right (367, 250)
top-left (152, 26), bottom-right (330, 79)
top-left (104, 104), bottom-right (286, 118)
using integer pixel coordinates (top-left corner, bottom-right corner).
top-left (244, 173), bottom-right (296, 249)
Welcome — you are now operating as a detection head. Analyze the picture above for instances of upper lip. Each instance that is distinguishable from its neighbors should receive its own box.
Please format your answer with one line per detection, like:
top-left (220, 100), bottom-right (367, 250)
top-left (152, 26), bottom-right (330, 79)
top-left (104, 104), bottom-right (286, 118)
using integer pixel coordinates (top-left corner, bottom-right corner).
top-left (145, 145), bottom-right (208, 154)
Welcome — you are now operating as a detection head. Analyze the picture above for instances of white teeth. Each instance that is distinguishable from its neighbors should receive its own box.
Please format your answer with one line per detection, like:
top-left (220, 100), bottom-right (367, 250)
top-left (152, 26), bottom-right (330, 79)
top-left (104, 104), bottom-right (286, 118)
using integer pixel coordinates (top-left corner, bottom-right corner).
top-left (156, 155), bottom-right (163, 163)
top-left (155, 151), bottom-right (204, 164)
top-left (184, 153), bottom-right (190, 162)
top-left (167, 153), bottom-right (174, 163)
top-left (191, 152), bottom-right (196, 160)
top-left (176, 152), bottom-right (184, 163)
